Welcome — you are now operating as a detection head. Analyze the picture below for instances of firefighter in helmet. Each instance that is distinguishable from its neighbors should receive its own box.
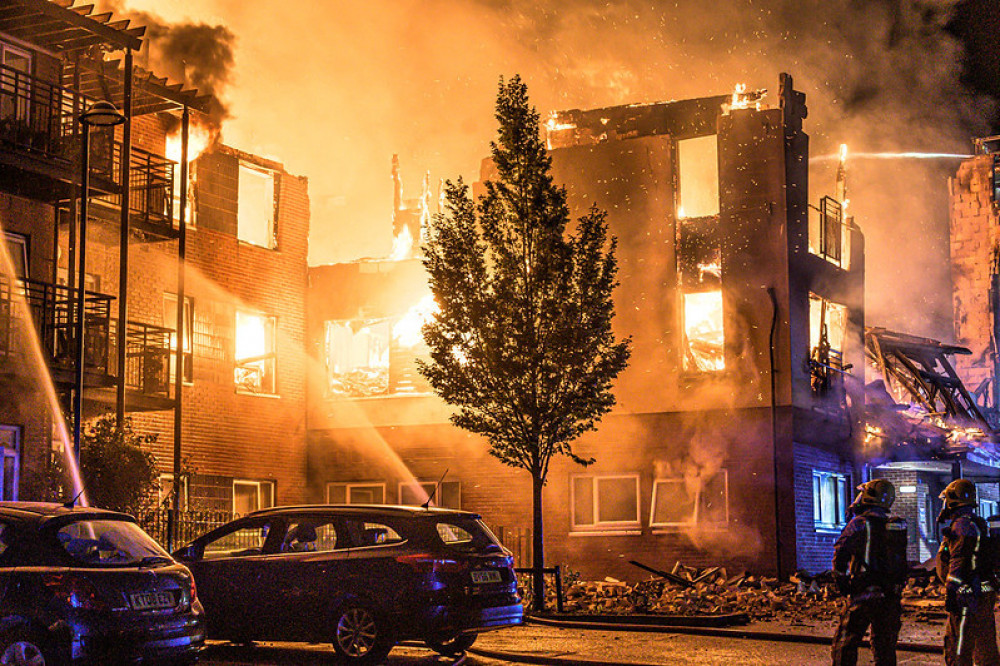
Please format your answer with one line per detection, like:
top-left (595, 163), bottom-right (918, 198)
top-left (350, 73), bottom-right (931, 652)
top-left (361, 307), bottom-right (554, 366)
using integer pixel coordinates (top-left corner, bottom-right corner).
top-left (937, 478), bottom-right (1000, 666)
top-left (831, 478), bottom-right (909, 666)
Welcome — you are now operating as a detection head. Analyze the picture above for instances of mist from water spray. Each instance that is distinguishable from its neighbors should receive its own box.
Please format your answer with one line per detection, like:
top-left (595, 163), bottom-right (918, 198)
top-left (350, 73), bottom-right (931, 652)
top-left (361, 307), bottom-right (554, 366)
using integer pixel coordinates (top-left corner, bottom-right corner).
top-left (0, 220), bottom-right (87, 505)
top-left (810, 152), bottom-right (973, 162)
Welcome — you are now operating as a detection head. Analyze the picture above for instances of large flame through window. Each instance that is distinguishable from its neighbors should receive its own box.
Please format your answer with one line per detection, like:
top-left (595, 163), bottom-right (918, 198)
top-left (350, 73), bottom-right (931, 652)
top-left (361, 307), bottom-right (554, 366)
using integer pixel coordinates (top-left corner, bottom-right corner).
top-left (325, 294), bottom-right (439, 398)
top-left (683, 291), bottom-right (725, 372)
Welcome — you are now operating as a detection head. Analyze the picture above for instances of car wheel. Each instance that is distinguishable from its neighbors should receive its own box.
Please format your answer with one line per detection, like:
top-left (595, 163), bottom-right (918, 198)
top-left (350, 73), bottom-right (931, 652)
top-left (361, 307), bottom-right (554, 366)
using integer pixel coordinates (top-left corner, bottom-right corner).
top-left (0, 632), bottom-right (52, 666)
top-left (426, 632), bottom-right (477, 656)
top-left (331, 604), bottom-right (392, 664)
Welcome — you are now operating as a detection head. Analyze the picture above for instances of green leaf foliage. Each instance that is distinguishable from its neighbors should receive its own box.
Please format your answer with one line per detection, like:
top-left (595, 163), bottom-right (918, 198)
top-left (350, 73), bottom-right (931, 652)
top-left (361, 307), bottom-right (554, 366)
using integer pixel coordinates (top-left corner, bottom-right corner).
top-left (78, 415), bottom-right (160, 515)
top-left (420, 75), bottom-right (631, 484)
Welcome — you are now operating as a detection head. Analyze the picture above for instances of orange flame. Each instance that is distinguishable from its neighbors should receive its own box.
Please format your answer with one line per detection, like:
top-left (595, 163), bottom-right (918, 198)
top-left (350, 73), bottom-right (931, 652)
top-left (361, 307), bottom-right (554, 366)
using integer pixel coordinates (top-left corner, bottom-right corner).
top-left (165, 121), bottom-right (213, 164)
top-left (392, 293), bottom-right (439, 348)
top-left (388, 225), bottom-right (414, 262)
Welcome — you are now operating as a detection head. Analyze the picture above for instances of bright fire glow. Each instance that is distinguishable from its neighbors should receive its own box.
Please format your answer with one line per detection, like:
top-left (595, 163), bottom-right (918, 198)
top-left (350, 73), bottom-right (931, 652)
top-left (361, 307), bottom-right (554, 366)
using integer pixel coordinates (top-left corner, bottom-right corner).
top-left (864, 424), bottom-right (885, 446)
top-left (165, 121), bottom-right (213, 164)
top-left (235, 311), bottom-right (269, 361)
top-left (839, 143), bottom-right (848, 163)
top-left (389, 225), bottom-right (414, 262)
top-left (545, 112), bottom-right (577, 133)
top-left (392, 294), bottom-right (439, 348)
top-left (730, 83), bottom-right (749, 111)
top-left (683, 291), bottom-right (724, 372)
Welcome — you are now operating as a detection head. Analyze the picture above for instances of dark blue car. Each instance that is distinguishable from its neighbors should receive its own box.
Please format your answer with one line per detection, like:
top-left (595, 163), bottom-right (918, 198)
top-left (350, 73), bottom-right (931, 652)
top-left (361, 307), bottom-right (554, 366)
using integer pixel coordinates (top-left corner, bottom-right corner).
top-left (0, 502), bottom-right (204, 665)
top-left (174, 505), bottom-right (523, 664)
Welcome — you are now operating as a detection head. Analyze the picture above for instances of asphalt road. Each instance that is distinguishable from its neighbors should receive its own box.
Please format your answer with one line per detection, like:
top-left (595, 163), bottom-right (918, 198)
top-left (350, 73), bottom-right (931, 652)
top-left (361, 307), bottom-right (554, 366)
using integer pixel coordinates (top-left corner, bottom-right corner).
top-left (199, 623), bottom-right (945, 665)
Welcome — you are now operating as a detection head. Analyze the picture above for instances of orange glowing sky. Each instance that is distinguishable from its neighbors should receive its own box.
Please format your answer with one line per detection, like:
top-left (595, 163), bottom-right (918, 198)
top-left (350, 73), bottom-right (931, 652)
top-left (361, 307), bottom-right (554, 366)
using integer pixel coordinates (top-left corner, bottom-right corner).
top-left (110, 0), bottom-right (993, 336)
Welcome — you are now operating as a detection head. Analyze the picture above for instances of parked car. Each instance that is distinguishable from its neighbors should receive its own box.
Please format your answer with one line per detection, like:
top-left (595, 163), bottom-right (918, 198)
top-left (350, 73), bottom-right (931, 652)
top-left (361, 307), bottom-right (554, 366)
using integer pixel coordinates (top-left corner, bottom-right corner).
top-left (0, 501), bottom-right (204, 665)
top-left (173, 504), bottom-right (523, 663)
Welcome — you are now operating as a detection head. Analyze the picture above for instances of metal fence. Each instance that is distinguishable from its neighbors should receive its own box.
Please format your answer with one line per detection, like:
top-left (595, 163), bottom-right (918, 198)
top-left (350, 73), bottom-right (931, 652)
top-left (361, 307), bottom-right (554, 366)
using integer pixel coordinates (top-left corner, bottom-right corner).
top-left (487, 524), bottom-right (532, 568)
top-left (138, 508), bottom-right (233, 548)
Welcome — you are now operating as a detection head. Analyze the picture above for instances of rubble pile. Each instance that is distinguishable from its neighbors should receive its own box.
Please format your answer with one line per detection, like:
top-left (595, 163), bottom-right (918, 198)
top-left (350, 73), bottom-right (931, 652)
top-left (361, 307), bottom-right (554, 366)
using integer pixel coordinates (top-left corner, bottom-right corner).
top-left (522, 562), bottom-right (947, 623)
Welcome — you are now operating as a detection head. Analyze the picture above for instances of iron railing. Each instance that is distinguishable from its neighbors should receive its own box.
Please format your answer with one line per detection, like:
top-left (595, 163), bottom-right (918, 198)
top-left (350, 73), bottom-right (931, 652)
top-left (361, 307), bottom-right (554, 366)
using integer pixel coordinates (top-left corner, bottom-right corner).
top-left (0, 277), bottom-right (176, 398)
top-left (0, 63), bottom-right (177, 235)
top-left (92, 145), bottom-right (176, 231)
top-left (0, 62), bottom-right (118, 180)
top-left (0, 276), bottom-right (113, 375)
top-left (118, 321), bottom-right (173, 398)
top-left (138, 508), bottom-right (234, 548)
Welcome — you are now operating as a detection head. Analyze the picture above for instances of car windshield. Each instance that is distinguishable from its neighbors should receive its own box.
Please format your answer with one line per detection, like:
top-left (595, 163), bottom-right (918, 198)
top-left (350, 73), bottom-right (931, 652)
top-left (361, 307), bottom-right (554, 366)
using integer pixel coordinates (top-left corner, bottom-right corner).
top-left (434, 517), bottom-right (502, 552)
top-left (56, 519), bottom-right (171, 566)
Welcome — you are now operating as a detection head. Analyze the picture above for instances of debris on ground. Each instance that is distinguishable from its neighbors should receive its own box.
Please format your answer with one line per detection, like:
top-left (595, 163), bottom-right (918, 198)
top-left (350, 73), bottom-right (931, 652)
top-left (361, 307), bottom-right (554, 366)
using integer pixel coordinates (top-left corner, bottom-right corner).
top-left (519, 561), bottom-right (948, 621)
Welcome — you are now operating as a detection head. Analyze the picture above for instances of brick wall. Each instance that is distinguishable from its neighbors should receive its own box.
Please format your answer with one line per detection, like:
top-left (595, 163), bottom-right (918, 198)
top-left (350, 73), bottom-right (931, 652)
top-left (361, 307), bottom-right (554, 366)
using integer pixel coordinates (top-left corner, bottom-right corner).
top-left (792, 442), bottom-right (853, 574)
top-left (949, 155), bottom-right (999, 390)
top-left (96, 132), bottom-right (312, 510)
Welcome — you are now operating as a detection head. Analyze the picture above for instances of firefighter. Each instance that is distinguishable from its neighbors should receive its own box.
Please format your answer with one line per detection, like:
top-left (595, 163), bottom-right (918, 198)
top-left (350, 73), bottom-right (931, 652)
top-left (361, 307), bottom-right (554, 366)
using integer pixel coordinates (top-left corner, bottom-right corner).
top-left (937, 478), bottom-right (1000, 666)
top-left (831, 478), bottom-right (908, 666)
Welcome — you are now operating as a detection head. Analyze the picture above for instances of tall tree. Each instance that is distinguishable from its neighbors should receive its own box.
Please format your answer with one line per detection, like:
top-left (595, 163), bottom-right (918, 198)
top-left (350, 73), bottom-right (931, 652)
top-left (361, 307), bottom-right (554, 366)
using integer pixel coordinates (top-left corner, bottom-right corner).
top-left (420, 75), bottom-right (631, 610)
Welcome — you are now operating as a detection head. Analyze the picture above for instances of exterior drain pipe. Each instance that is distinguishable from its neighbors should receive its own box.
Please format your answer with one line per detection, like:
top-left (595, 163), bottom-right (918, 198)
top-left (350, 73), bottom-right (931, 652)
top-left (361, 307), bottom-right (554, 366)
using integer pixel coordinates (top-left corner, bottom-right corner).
top-left (767, 286), bottom-right (782, 579)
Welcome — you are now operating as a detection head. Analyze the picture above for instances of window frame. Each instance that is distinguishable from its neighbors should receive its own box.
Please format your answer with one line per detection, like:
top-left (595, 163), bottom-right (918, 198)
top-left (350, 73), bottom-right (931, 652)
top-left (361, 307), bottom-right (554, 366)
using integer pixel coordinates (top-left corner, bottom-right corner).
top-left (570, 474), bottom-right (641, 532)
top-left (398, 479), bottom-right (461, 510)
top-left (158, 472), bottom-right (189, 511)
top-left (680, 289), bottom-right (726, 373)
top-left (3, 232), bottom-right (28, 279)
top-left (813, 470), bottom-right (850, 531)
top-left (234, 309), bottom-right (278, 395)
top-left (237, 161), bottom-right (277, 249)
top-left (232, 479), bottom-right (275, 517)
top-left (326, 482), bottom-right (386, 505)
top-left (163, 292), bottom-right (194, 386)
top-left (675, 134), bottom-right (720, 220)
top-left (0, 425), bottom-right (20, 502)
top-left (0, 41), bottom-right (33, 124)
top-left (649, 469), bottom-right (730, 529)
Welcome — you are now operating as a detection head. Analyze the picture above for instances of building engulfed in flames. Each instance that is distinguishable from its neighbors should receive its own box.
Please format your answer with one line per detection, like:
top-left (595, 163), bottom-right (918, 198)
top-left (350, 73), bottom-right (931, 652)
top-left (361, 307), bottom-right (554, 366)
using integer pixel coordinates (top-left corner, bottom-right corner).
top-left (307, 79), bottom-right (1000, 579)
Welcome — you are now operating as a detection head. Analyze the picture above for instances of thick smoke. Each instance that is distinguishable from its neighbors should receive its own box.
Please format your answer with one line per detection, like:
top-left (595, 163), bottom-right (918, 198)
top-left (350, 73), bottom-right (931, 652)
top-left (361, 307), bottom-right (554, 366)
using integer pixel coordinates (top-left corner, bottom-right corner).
top-left (97, 1), bottom-right (234, 128)
top-left (100, 0), bottom-right (997, 335)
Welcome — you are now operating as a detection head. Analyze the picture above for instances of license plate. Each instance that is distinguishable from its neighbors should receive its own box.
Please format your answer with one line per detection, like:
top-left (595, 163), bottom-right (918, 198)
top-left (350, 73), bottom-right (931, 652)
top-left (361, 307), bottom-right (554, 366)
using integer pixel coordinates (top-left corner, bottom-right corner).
top-left (471, 570), bottom-right (502, 584)
top-left (130, 591), bottom-right (174, 611)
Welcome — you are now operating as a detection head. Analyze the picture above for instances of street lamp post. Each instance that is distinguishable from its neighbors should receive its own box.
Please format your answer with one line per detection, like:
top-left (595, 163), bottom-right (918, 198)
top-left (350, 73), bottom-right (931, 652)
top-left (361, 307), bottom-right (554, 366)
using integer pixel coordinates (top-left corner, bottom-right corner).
top-left (73, 101), bottom-right (126, 460)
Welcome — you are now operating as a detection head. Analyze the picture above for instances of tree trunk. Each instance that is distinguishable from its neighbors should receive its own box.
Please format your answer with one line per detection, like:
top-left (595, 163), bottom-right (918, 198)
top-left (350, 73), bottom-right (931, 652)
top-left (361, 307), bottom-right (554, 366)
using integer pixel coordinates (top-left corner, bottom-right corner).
top-left (531, 472), bottom-right (545, 612)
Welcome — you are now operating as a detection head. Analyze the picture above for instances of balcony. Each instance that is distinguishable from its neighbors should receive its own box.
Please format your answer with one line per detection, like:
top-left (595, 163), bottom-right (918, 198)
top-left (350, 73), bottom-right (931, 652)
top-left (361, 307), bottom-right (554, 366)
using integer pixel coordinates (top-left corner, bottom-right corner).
top-left (0, 276), bottom-right (176, 409)
top-left (0, 63), bottom-right (179, 239)
top-left (91, 146), bottom-right (177, 240)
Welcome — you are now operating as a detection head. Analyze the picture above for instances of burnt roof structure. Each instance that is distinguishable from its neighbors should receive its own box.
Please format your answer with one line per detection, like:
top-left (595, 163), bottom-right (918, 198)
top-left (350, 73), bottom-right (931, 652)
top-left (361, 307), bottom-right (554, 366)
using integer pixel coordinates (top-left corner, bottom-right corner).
top-left (0, 0), bottom-right (143, 52)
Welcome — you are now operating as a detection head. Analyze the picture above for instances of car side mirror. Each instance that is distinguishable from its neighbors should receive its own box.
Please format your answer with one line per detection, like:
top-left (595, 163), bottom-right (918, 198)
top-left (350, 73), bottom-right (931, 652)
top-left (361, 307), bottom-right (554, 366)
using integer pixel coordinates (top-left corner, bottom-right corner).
top-left (174, 545), bottom-right (199, 562)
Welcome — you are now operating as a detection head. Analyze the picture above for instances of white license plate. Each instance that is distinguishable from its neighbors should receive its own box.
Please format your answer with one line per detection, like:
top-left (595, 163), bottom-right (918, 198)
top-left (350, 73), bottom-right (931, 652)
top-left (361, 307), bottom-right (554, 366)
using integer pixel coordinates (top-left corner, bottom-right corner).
top-left (130, 591), bottom-right (174, 611)
top-left (471, 570), bottom-right (502, 584)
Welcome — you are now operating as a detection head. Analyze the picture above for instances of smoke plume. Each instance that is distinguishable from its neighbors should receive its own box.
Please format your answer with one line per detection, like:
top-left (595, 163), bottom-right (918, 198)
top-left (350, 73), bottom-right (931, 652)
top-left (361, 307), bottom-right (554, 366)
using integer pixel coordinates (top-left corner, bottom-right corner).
top-left (97, 1), bottom-right (234, 128)
top-left (100, 0), bottom-right (997, 336)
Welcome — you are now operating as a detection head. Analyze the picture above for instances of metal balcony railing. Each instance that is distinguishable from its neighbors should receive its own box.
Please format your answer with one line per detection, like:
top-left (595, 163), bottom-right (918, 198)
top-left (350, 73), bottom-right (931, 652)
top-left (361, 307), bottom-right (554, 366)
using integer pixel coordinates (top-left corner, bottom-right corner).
top-left (92, 146), bottom-right (176, 232)
top-left (0, 276), bottom-right (112, 377)
top-left (0, 62), bottom-right (118, 179)
top-left (1, 64), bottom-right (176, 232)
top-left (119, 321), bottom-right (173, 398)
top-left (0, 277), bottom-right (177, 399)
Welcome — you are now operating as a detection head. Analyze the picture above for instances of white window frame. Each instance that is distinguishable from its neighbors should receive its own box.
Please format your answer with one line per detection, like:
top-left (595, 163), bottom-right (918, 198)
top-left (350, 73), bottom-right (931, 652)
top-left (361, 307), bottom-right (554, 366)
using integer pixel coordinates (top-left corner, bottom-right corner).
top-left (1, 41), bottom-right (32, 123)
top-left (813, 471), bottom-right (850, 531)
top-left (163, 293), bottom-right (193, 386)
top-left (571, 474), bottom-right (641, 532)
top-left (980, 498), bottom-right (999, 520)
top-left (650, 469), bottom-right (730, 529)
top-left (158, 472), bottom-right (189, 511)
top-left (3, 232), bottom-right (27, 279)
top-left (237, 162), bottom-right (276, 249)
top-left (676, 134), bottom-right (719, 219)
top-left (234, 309), bottom-right (277, 395)
top-left (326, 482), bottom-right (386, 505)
top-left (0, 425), bottom-right (20, 502)
top-left (398, 479), bottom-right (461, 510)
top-left (233, 479), bottom-right (275, 516)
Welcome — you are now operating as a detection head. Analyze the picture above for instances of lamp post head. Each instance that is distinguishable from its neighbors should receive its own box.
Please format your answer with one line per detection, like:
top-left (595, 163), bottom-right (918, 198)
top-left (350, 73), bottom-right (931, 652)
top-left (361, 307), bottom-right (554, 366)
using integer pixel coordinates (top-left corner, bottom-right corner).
top-left (80, 100), bottom-right (126, 128)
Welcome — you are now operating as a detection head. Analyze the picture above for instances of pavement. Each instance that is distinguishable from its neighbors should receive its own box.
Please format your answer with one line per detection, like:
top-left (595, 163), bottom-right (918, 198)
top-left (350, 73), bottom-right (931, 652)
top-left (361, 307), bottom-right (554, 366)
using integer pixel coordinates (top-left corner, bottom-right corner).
top-left (200, 614), bottom-right (954, 665)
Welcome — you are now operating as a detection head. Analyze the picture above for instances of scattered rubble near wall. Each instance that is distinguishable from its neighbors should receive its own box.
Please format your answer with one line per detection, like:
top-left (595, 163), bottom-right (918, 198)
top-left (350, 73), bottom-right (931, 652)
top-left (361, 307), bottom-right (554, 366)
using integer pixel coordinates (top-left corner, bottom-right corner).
top-left (522, 563), bottom-right (946, 624)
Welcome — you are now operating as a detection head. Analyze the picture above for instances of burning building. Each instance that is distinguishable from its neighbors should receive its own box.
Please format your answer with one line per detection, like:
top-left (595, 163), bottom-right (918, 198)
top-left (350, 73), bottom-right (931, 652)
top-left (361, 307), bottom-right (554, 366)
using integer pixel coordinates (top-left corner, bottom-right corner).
top-left (307, 75), bottom-right (870, 578)
top-left (0, 0), bottom-right (309, 520)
